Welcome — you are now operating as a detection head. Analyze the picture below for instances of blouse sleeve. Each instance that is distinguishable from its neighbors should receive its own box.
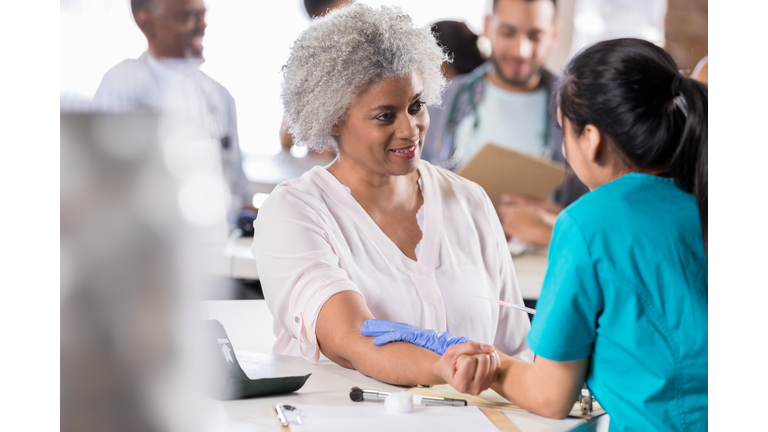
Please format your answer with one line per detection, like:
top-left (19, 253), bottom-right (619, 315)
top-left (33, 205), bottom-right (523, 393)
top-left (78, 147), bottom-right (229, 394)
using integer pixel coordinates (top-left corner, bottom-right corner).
top-left (526, 210), bottom-right (603, 361)
top-left (478, 185), bottom-right (535, 361)
top-left (251, 186), bottom-right (360, 362)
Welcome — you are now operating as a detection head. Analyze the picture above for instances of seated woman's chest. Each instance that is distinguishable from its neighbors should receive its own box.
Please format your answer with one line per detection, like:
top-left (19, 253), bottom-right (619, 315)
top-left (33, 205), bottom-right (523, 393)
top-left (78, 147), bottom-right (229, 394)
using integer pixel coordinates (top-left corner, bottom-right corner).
top-left (358, 199), bottom-right (423, 262)
top-left (327, 203), bottom-right (498, 292)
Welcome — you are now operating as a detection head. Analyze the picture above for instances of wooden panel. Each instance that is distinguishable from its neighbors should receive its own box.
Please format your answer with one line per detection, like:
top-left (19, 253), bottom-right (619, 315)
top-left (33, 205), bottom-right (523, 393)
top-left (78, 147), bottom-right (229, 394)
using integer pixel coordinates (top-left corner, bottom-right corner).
top-left (665, 0), bottom-right (708, 74)
top-left (664, 41), bottom-right (708, 73)
top-left (479, 408), bottom-right (522, 432)
top-left (667, 0), bottom-right (708, 13)
top-left (665, 10), bottom-right (708, 42)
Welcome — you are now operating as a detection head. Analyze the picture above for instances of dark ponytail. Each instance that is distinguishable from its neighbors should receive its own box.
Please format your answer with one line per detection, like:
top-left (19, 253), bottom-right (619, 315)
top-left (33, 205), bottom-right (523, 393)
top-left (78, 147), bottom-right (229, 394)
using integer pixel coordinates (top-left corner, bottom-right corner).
top-left (555, 38), bottom-right (708, 256)
top-left (671, 76), bottom-right (708, 256)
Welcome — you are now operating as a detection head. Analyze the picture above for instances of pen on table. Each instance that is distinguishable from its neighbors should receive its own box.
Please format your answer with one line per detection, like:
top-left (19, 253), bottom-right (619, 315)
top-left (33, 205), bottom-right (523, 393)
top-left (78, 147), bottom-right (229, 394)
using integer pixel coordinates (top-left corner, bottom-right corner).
top-left (474, 295), bottom-right (536, 315)
top-left (274, 405), bottom-right (289, 427)
top-left (350, 387), bottom-right (467, 406)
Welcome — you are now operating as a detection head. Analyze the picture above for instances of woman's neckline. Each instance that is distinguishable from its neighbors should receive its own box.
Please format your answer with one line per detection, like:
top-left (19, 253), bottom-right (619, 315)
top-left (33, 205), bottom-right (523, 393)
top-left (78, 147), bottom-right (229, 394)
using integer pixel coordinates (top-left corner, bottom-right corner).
top-left (308, 161), bottom-right (441, 272)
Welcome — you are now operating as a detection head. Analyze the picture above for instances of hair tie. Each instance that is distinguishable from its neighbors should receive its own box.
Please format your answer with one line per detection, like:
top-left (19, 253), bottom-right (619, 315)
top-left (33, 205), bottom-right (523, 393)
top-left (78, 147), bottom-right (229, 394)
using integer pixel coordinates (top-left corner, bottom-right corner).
top-left (671, 73), bottom-right (688, 117)
top-left (671, 74), bottom-right (683, 96)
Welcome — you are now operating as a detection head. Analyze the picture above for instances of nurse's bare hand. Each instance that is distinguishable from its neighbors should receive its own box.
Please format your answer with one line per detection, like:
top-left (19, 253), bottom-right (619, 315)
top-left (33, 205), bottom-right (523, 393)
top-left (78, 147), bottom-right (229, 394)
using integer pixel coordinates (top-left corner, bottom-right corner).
top-left (434, 342), bottom-right (500, 395)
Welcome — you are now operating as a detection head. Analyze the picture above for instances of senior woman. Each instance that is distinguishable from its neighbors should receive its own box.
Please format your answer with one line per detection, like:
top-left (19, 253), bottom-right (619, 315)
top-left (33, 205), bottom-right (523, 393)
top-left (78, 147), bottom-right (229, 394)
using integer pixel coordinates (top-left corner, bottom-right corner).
top-left (252, 4), bottom-right (532, 392)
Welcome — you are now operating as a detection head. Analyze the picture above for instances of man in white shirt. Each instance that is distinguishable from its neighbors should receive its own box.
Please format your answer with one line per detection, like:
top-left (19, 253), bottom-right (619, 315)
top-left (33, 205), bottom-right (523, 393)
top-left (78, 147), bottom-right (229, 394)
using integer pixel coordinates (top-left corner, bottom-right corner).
top-left (423, 0), bottom-right (588, 247)
top-left (94, 0), bottom-right (253, 212)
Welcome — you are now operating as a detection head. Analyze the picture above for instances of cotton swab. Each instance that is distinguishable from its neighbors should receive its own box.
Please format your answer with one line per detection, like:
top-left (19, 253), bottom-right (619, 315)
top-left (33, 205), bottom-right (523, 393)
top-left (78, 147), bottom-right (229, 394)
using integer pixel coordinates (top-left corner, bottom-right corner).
top-left (474, 295), bottom-right (537, 315)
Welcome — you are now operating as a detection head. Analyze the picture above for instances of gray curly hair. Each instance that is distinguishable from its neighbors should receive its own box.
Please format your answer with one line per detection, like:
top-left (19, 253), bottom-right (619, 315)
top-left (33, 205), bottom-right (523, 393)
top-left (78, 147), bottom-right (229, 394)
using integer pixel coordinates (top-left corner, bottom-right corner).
top-left (281, 4), bottom-right (449, 151)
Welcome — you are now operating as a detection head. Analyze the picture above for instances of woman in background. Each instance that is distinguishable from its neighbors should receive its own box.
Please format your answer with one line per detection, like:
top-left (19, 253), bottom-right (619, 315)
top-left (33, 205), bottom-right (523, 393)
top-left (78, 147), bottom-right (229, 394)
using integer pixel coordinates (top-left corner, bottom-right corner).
top-left (431, 20), bottom-right (487, 80)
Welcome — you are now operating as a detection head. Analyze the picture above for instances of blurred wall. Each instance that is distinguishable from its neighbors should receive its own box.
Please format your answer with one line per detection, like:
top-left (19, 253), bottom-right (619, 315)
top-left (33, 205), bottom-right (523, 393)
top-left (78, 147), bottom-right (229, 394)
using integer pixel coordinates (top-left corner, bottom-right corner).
top-left (545, 0), bottom-right (576, 73)
top-left (664, 0), bottom-right (708, 74)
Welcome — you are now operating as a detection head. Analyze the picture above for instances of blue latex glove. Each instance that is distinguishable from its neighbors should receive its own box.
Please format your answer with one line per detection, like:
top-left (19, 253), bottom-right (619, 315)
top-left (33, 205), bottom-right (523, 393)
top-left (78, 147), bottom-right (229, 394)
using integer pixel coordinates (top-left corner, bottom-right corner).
top-left (359, 319), bottom-right (470, 355)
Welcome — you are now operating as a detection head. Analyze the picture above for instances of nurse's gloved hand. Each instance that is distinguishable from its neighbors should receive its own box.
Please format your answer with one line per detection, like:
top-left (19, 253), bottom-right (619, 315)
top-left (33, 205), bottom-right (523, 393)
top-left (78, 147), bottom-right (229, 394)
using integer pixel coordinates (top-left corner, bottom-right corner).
top-left (360, 319), bottom-right (470, 355)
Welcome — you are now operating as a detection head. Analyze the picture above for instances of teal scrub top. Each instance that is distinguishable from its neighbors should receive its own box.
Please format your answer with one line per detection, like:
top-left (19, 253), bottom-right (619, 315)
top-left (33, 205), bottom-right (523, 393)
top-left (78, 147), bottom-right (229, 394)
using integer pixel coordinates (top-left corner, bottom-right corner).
top-left (526, 173), bottom-right (708, 432)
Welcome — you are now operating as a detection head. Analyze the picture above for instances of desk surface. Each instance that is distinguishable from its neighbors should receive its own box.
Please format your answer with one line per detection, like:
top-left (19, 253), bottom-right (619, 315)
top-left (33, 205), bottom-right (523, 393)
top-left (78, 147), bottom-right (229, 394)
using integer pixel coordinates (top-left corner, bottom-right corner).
top-left (218, 236), bottom-right (548, 300)
top-left (209, 351), bottom-right (606, 432)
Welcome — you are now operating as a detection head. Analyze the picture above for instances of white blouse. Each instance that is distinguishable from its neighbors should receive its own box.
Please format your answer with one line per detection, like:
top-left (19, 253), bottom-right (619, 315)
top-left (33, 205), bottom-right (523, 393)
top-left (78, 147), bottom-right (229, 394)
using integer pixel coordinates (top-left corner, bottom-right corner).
top-left (252, 160), bottom-right (533, 363)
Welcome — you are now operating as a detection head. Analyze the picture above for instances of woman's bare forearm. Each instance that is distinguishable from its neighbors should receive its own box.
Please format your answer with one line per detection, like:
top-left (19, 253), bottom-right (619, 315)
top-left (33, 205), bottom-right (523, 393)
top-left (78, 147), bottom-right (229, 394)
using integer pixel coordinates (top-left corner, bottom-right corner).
top-left (343, 339), bottom-right (445, 385)
top-left (316, 291), bottom-right (444, 385)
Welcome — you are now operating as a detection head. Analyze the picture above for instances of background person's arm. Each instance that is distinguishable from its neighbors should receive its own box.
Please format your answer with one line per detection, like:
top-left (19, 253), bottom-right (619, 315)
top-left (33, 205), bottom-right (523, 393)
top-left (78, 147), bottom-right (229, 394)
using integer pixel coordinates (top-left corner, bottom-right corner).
top-left (497, 194), bottom-right (562, 246)
top-left (279, 121), bottom-right (294, 151)
top-left (317, 290), bottom-right (500, 394)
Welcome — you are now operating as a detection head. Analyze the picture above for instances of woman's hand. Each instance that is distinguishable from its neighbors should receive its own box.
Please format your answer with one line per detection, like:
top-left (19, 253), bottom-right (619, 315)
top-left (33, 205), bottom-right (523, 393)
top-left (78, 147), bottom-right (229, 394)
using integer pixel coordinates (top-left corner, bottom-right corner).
top-left (433, 342), bottom-right (500, 395)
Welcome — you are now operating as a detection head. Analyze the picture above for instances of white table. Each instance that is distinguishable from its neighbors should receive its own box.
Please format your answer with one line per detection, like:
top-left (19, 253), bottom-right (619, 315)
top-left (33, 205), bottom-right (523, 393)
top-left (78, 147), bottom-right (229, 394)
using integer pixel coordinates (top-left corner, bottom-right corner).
top-left (510, 248), bottom-right (549, 300)
top-left (219, 236), bottom-right (549, 300)
top-left (220, 235), bottom-right (261, 280)
top-left (208, 351), bottom-right (608, 431)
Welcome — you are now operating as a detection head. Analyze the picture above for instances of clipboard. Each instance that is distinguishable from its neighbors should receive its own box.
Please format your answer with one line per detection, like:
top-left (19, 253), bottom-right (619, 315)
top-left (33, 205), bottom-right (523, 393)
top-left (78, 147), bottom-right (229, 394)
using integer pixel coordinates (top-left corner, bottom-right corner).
top-left (408, 385), bottom-right (605, 420)
top-left (456, 143), bottom-right (572, 209)
top-left (204, 320), bottom-right (310, 400)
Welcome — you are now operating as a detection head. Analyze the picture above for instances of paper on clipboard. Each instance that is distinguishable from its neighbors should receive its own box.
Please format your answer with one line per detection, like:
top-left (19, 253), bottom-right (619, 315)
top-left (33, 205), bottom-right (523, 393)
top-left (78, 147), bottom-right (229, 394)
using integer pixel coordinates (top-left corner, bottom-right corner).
top-left (456, 143), bottom-right (572, 209)
top-left (283, 404), bottom-right (500, 432)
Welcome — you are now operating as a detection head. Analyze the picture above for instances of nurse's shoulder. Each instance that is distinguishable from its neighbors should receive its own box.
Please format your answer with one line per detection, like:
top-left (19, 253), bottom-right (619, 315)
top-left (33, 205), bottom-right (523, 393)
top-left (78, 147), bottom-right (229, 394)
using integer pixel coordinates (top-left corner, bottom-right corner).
top-left (559, 174), bottom-right (698, 230)
top-left (553, 173), bottom-right (704, 273)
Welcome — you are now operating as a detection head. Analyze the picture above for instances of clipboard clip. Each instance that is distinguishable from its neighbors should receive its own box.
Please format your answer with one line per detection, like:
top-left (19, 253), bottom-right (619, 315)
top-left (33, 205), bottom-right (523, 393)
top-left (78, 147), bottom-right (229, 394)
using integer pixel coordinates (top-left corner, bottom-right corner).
top-left (579, 388), bottom-right (594, 415)
top-left (275, 404), bottom-right (303, 427)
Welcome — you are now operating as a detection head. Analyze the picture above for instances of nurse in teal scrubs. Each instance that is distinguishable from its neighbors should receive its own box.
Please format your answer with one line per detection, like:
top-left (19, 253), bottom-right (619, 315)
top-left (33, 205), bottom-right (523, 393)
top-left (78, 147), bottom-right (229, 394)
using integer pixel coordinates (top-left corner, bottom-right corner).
top-left (497, 38), bottom-right (709, 431)
top-left (361, 38), bottom-right (708, 431)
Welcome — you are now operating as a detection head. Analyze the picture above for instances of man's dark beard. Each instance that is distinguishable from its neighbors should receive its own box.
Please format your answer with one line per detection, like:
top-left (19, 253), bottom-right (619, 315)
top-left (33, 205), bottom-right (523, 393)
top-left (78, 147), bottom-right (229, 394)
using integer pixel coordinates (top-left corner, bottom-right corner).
top-left (491, 57), bottom-right (541, 89)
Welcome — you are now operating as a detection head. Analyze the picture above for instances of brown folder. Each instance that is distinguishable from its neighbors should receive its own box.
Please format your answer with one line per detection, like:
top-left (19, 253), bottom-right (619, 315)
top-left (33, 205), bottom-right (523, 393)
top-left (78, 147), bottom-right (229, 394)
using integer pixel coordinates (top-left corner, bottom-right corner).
top-left (456, 143), bottom-right (572, 209)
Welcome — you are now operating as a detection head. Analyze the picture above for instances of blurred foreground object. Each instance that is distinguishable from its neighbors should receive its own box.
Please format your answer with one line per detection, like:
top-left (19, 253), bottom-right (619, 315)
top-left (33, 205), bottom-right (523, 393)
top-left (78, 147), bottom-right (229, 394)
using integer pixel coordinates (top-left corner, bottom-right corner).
top-left (61, 112), bottom-right (230, 432)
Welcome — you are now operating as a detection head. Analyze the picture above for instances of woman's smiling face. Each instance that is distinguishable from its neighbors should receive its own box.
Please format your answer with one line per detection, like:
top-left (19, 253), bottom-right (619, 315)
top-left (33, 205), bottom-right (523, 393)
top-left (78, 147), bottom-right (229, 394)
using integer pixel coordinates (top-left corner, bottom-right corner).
top-left (333, 71), bottom-right (429, 177)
